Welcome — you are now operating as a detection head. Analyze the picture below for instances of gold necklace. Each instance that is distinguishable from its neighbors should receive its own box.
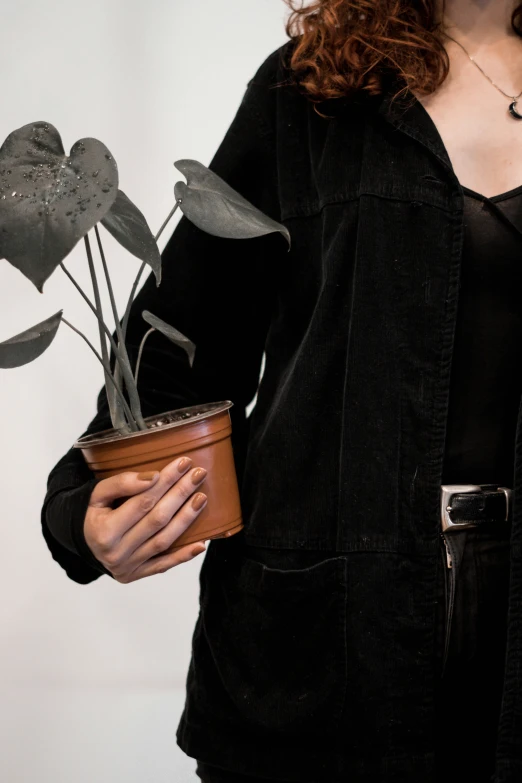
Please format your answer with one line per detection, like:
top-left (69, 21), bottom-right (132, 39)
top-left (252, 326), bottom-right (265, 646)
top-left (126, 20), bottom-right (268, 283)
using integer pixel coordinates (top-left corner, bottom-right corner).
top-left (443, 31), bottom-right (522, 119)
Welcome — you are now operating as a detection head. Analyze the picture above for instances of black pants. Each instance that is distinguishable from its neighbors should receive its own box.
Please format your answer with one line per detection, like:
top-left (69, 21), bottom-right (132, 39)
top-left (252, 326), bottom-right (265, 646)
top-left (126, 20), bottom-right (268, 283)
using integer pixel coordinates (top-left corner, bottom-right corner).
top-left (195, 523), bottom-right (512, 783)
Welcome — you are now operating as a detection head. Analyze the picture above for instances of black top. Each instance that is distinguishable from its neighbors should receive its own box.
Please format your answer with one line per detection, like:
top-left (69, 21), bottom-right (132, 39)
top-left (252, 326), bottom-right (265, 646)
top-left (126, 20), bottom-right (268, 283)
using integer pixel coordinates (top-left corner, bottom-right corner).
top-left (441, 183), bottom-right (522, 488)
top-left (36, 46), bottom-right (522, 774)
top-left (48, 181), bottom-right (522, 574)
top-left (46, 182), bottom-right (522, 573)
top-left (39, 44), bottom-right (522, 577)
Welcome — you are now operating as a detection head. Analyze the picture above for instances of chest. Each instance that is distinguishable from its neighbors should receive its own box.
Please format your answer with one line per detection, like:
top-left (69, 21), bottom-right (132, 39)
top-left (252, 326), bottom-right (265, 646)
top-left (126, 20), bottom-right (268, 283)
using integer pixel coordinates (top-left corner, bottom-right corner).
top-left (411, 78), bottom-right (522, 199)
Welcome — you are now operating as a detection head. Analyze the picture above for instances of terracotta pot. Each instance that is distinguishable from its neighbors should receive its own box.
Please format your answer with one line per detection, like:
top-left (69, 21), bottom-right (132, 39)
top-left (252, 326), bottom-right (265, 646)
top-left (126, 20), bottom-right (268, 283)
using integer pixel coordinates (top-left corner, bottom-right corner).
top-left (73, 400), bottom-right (243, 553)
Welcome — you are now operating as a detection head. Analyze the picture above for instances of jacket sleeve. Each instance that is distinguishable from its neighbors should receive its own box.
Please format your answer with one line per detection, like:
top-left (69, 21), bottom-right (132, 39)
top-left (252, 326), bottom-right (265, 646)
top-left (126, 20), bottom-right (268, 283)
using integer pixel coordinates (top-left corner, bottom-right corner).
top-left (41, 56), bottom-right (286, 584)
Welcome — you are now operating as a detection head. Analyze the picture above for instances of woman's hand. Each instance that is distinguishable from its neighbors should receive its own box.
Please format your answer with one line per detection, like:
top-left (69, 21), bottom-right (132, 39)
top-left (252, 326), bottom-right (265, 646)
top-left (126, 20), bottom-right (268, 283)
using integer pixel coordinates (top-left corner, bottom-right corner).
top-left (84, 456), bottom-right (209, 583)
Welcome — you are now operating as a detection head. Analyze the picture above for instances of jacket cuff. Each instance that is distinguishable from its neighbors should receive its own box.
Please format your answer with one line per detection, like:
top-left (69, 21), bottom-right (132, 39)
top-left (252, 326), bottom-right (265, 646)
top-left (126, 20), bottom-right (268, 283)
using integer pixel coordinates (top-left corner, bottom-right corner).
top-left (45, 478), bottom-right (114, 579)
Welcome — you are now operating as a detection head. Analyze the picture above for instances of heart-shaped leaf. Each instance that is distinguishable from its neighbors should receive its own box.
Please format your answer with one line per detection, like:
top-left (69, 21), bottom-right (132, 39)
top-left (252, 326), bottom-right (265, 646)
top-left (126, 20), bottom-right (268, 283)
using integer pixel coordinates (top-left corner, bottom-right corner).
top-left (0, 121), bottom-right (119, 292)
top-left (0, 310), bottom-right (62, 368)
top-left (173, 159), bottom-right (291, 249)
top-left (101, 190), bottom-right (161, 285)
top-left (142, 310), bottom-right (196, 367)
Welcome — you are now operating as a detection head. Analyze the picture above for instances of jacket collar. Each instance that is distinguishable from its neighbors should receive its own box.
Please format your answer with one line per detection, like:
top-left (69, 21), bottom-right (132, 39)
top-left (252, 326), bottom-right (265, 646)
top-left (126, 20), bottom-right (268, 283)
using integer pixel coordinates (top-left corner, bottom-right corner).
top-left (318, 71), bottom-right (455, 177)
top-left (374, 73), bottom-right (455, 176)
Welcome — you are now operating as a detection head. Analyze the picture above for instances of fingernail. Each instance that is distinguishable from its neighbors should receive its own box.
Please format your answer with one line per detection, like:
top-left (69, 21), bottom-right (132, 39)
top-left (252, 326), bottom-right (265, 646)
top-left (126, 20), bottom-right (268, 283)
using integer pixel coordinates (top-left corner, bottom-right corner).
top-left (137, 471), bottom-right (158, 481)
top-left (191, 467), bottom-right (207, 485)
top-left (177, 457), bottom-right (192, 473)
top-left (191, 492), bottom-right (208, 510)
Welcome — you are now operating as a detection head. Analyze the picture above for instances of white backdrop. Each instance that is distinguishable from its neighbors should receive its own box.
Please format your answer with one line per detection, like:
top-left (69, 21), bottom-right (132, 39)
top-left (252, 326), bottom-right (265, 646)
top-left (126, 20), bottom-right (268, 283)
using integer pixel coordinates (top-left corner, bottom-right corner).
top-left (0, 2), bottom-right (288, 781)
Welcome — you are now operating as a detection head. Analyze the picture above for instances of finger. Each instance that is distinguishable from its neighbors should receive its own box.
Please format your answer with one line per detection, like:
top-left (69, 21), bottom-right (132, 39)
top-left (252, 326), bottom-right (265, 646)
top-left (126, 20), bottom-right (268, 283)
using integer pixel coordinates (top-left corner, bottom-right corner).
top-left (112, 463), bottom-right (207, 547)
top-left (114, 540), bottom-right (207, 584)
top-left (123, 491), bottom-right (208, 568)
top-left (89, 469), bottom-right (161, 508)
top-left (109, 456), bottom-right (195, 534)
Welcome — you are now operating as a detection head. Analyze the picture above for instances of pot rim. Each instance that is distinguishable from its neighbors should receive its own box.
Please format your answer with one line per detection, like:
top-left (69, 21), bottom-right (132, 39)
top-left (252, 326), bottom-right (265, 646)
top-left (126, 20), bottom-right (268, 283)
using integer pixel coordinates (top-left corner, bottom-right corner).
top-left (73, 400), bottom-right (233, 449)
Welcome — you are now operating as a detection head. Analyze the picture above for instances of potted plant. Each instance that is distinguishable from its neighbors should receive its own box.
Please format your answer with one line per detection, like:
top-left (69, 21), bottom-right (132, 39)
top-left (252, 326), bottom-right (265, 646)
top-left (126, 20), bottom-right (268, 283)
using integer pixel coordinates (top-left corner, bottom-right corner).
top-left (0, 120), bottom-right (290, 552)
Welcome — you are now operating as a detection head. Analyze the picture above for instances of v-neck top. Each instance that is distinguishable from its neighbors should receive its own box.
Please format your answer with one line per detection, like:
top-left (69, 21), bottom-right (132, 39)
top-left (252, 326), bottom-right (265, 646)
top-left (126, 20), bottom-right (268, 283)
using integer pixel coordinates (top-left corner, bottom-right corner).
top-left (441, 182), bottom-right (522, 487)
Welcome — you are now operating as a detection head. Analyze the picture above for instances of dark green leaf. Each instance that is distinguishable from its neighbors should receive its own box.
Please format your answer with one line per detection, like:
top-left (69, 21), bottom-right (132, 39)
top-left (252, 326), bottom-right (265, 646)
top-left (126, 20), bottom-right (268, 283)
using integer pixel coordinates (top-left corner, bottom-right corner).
top-left (0, 121), bottom-right (119, 292)
top-left (0, 310), bottom-right (62, 368)
top-left (142, 310), bottom-right (196, 367)
top-left (173, 159), bottom-right (291, 249)
top-left (101, 190), bottom-right (161, 285)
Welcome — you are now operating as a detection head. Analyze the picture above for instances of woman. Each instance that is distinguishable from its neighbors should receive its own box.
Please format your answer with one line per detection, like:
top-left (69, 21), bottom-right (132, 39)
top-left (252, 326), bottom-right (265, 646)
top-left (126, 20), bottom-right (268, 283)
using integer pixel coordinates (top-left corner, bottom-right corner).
top-left (41, 0), bottom-right (522, 781)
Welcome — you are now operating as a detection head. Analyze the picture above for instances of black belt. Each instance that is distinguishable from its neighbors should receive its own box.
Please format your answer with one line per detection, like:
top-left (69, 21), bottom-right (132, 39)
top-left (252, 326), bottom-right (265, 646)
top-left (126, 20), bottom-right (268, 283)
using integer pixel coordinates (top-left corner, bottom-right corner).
top-left (439, 484), bottom-right (512, 674)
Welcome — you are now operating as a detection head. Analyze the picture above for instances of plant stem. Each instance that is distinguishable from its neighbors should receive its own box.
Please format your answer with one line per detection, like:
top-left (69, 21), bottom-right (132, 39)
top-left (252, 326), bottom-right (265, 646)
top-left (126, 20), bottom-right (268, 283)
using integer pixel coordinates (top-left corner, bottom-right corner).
top-left (62, 317), bottom-right (136, 431)
top-left (60, 255), bottom-right (147, 430)
top-left (60, 262), bottom-right (127, 374)
top-left (156, 199), bottom-right (182, 243)
top-left (94, 224), bottom-right (130, 432)
top-left (84, 234), bottom-right (147, 430)
top-left (122, 199), bottom-right (181, 341)
top-left (113, 199), bottom-right (181, 409)
top-left (83, 233), bottom-right (122, 431)
top-left (134, 327), bottom-right (155, 387)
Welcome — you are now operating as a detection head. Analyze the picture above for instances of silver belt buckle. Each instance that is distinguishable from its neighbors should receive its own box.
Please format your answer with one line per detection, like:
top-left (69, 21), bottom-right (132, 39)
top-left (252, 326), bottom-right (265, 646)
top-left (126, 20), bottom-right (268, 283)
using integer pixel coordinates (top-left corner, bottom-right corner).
top-left (441, 484), bottom-right (512, 532)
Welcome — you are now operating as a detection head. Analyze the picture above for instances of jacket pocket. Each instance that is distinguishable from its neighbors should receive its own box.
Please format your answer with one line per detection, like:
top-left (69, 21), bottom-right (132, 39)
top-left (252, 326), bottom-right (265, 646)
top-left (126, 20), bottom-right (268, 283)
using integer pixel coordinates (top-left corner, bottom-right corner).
top-left (200, 547), bottom-right (347, 736)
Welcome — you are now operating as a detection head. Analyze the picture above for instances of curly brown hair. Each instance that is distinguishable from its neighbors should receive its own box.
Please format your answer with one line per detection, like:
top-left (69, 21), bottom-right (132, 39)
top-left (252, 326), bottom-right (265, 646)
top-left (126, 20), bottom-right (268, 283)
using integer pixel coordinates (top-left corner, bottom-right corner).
top-left (281, 0), bottom-right (522, 116)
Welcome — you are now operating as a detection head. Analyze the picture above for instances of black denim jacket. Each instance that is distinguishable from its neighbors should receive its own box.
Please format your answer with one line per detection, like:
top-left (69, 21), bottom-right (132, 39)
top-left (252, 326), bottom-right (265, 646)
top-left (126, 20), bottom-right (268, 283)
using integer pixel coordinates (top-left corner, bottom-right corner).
top-left (41, 40), bottom-right (522, 782)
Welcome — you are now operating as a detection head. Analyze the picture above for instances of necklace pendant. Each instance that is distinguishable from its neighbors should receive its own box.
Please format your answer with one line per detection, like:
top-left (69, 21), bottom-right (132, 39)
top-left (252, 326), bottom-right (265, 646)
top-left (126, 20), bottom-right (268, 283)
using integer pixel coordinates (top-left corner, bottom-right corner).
top-left (509, 99), bottom-right (522, 119)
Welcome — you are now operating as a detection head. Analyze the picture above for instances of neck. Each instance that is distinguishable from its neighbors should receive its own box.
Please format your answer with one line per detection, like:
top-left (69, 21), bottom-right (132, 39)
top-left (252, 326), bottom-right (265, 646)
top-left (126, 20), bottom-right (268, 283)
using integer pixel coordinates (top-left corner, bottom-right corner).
top-left (437, 0), bottom-right (519, 46)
